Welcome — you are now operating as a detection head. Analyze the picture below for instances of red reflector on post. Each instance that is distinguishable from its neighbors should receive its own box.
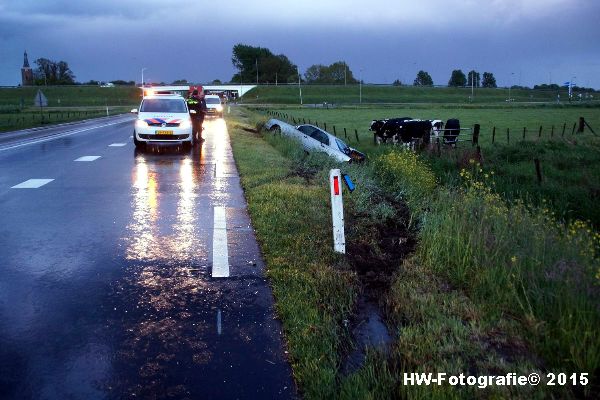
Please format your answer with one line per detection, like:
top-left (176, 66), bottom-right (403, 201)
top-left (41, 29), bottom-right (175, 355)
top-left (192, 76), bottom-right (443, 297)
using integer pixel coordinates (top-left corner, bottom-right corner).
top-left (333, 176), bottom-right (340, 195)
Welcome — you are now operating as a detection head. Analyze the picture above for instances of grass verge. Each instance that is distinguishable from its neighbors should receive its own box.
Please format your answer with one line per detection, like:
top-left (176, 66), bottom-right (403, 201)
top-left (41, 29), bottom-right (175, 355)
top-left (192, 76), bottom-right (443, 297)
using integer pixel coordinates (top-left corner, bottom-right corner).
top-left (228, 107), bottom-right (599, 398)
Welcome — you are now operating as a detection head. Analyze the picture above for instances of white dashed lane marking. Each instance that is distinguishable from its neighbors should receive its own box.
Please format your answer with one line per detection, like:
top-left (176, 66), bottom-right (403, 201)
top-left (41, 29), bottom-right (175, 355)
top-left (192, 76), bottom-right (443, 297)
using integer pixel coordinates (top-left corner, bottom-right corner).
top-left (74, 156), bottom-right (101, 162)
top-left (108, 143), bottom-right (127, 147)
top-left (11, 179), bottom-right (54, 189)
top-left (212, 206), bottom-right (230, 278)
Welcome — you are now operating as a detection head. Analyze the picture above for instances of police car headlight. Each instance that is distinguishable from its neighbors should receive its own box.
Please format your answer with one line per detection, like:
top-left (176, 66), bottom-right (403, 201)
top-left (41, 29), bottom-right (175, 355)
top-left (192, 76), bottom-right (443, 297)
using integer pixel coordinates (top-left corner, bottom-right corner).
top-left (180, 119), bottom-right (192, 129)
top-left (135, 119), bottom-right (147, 128)
top-left (216, 105), bottom-right (223, 112)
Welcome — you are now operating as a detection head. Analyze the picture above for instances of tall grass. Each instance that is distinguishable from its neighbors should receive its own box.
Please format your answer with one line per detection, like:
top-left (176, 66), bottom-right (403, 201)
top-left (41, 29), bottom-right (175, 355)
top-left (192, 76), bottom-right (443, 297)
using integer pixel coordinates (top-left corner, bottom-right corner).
top-left (376, 150), bottom-right (600, 377)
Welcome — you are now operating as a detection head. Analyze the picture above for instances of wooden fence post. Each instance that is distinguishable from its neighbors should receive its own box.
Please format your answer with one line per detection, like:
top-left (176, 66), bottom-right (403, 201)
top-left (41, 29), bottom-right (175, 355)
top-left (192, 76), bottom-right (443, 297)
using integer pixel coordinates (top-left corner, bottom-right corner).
top-left (534, 158), bottom-right (543, 184)
top-left (571, 122), bottom-right (577, 135)
top-left (472, 124), bottom-right (480, 146)
top-left (324, 122), bottom-right (327, 131)
top-left (333, 126), bottom-right (337, 136)
top-left (523, 127), bottom-right (527, 140)
top-left (344, 127), bottom-right (348, 138)
top-left (538, 125), bottom-right (543, 139)
top-left (492, 126), bottom-right (496, 144)
top-left (354, 129), bottom-right (360, 142)
top-left (551, 125), bottom-right (554, 137)
top-left (507, 128), bottom-right (510, 144)
top-left (562, 122), bottom-right (566, 136)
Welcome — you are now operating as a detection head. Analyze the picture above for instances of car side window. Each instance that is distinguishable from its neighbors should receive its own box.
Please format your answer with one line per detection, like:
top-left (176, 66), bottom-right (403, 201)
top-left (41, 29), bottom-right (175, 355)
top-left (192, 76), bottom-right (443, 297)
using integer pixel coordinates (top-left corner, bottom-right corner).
top-left (310, 130), bottom-right (329, 146)
top-left (297, 125), bottom-right (316, 136)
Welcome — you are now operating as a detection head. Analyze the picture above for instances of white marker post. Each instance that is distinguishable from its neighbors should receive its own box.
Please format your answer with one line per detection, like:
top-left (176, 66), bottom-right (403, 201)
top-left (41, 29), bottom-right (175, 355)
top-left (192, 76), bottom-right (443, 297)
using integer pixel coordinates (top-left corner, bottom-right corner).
top-left (329, 169), bottom-right (345, 253)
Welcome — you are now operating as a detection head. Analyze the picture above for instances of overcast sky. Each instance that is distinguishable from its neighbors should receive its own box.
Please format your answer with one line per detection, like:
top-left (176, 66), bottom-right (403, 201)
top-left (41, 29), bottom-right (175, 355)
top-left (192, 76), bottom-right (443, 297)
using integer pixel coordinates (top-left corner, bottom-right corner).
top-left (1, 0), bottom-right (599, 88)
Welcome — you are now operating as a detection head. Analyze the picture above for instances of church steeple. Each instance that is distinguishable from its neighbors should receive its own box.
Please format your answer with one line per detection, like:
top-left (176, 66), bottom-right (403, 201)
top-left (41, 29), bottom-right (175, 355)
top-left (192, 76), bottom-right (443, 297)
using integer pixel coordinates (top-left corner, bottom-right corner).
top-left (21, 50), bottom-right (33, 86)
top-left (23, 51), bottom-right (30, 68)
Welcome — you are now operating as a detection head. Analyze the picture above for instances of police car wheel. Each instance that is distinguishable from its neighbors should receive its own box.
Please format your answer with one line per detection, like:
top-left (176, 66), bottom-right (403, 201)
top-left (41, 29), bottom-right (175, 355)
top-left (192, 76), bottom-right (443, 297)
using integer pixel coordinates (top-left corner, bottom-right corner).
top-left (133, 131), bottom-right (145, 149)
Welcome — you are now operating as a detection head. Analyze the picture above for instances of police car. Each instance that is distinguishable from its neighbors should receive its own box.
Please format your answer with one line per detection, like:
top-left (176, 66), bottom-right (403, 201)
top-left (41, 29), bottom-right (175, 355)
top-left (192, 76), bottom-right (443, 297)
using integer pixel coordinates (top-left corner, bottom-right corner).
top-left (131, 93), bottom-right (194, 149)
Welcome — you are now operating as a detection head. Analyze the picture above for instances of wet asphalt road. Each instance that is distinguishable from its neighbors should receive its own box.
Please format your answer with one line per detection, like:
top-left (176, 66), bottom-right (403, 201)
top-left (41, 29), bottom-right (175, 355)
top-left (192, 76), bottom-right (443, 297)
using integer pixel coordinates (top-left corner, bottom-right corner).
top-left (0, 115), bottom-right (295, 399)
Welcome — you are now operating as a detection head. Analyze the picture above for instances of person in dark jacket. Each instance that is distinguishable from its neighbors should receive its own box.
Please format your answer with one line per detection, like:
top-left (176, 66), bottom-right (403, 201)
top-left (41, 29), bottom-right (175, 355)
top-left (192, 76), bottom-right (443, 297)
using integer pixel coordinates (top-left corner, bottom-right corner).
top-left (186, 89), bottom-right (207, 142)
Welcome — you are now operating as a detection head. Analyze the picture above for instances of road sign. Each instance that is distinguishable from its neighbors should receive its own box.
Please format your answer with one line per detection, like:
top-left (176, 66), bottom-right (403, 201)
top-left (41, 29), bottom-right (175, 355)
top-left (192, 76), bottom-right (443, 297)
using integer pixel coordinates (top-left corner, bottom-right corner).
top-left (34, 90), bottom-right (48, 107)
top-left (329, 169), bottom-right (345, 253)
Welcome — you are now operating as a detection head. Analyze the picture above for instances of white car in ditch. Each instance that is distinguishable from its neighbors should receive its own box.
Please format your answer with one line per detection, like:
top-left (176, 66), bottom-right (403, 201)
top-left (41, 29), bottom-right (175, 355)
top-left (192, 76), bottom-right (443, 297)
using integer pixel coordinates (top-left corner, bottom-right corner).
top-left (264, 119), bottom-right (366, 163)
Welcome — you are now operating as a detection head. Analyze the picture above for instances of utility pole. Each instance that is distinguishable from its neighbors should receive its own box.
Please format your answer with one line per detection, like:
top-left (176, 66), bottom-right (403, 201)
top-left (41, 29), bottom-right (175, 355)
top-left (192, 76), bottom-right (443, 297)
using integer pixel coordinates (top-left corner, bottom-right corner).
top-left (298, 67), bottom-right (303, 105)
top-left (508, 72), bottom-right (514, 101)
top-left (256, 59), bottom-right (258, 85)
top-left (471, 69), bottom-right (474, 100)
top-left (141, 67), bottom-right (147, 87)
top-left (344, 62), bottom-right (347, 86)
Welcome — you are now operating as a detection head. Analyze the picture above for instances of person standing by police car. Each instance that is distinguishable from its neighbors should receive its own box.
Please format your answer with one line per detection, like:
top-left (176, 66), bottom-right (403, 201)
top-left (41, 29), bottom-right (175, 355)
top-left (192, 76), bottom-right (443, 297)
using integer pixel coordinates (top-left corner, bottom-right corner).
top-left (186, 89), bottom-right (206, 142)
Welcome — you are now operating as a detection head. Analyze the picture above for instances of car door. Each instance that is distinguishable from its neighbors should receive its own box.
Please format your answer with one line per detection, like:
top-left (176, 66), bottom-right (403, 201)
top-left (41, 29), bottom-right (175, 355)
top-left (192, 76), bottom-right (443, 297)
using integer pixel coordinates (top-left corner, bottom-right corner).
top-left (296, 125), bottom-right (322, 151)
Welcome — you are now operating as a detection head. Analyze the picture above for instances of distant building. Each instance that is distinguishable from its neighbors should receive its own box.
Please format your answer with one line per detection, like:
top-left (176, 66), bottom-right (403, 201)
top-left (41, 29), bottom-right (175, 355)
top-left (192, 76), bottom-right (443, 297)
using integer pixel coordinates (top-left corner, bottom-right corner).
top-left (21, 51), bottom-right (33, 86)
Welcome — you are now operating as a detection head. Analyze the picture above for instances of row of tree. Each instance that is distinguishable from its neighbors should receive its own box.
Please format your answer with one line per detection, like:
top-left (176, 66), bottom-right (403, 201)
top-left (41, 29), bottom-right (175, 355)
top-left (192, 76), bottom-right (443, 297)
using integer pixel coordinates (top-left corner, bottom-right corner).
top-left (231, 44), bottom-right (503, 88)
top-left (410, 69), bottom-right (497, 88)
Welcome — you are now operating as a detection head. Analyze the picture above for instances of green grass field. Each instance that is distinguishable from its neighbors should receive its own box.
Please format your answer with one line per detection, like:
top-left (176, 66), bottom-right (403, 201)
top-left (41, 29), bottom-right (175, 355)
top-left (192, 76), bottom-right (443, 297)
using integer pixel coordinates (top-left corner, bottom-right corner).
top-left (258, 105), bottom-right (600, 226)
top-left (240, 84), bottom-right (598, 105)
top-left (0, 85), bottom-right (140, 107)
top-left (228, 108), bottom-right (599, 398)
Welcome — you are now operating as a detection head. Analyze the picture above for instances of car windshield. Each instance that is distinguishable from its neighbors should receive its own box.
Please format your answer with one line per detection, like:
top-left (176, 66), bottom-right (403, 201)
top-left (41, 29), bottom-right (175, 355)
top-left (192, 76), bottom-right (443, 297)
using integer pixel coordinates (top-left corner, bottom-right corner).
top-left (206, 97), bottom-right (221, 104)
top-left (335, 138), bottom-right (351, 155)
top-left (140, 98), bottom-right (187, 113)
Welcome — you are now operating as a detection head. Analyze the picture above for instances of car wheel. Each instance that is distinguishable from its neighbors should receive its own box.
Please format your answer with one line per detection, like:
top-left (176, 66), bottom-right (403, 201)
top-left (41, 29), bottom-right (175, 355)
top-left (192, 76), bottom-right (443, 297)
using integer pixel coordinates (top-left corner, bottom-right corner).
top-left (133, 131), bottom-right (145, 149)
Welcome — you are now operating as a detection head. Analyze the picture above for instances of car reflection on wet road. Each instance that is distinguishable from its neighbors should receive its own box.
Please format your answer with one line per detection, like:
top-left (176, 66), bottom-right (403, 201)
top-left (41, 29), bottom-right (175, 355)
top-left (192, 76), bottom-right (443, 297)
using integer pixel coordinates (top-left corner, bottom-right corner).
top-left (0, 117), bottom-right (295, 399)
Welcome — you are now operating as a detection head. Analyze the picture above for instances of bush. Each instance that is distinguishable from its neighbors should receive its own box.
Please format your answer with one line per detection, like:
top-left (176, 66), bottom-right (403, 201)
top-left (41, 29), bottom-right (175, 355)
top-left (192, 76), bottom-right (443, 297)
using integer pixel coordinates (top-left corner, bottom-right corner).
top-left (374, 149), bottom-right (437, 213)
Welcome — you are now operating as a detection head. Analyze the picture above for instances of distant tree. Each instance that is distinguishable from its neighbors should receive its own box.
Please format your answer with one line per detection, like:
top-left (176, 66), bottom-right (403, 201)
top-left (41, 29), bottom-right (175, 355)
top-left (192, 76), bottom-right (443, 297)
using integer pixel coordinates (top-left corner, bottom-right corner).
top-left (212, 79), bottom-right (222, 84)
top-left (33, 58), bottom-right (75, 85)
top-left (303, 61), bottom-right (357, 84)
top-left (413, 70), bottom-right (433, 86)
top-left (172, 79), bottom-right (188, 85)
top-left (231, 44), bottom-right (297, 84)
top-left (533, 83), bottom-right (559, 90)
top-left (84, 80), bottom-right (100, 86)
top-left (392, 79), bottom-right (403, 86)
top-left (110, 80), bottom-right (135, 86)
top-left (448, 69), bottom-right (467, 87)
top-left (481, 72), bottom-right (497, 88)
top-left (467, 70), bottom-right (480, 87)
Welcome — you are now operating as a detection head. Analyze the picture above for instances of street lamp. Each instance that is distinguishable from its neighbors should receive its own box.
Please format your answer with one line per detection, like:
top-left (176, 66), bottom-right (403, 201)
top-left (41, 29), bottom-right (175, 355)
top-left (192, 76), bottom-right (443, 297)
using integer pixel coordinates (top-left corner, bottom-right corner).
top-left (141, 67), bottom-right (147, 87)
top-left (569, 76), bottom-right (576, 101)
top-left (359, 68), bottom-right (363, 104)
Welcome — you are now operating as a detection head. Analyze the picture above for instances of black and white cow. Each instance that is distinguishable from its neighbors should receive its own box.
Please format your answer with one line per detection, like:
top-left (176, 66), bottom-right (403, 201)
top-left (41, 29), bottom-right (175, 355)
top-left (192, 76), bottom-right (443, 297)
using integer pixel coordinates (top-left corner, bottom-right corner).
top-left (370, 117), bottom-right (433, 149)
top-left (370, 117), bottom-right (413, 144)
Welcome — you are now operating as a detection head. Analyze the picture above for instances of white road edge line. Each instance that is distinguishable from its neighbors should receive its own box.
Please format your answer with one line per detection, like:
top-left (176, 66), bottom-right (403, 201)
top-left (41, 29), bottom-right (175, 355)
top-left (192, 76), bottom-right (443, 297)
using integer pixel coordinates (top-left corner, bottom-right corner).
top-left (212, 206), bottom-right (229, 278)
top-left (11, 179), bottom-right (54, 189)
top-left (74, 156), bottom-right (101, 162)
top-left (217, 309), bottom-right (222, 335)
top-left (0, 119), bottom-right (130, 152)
